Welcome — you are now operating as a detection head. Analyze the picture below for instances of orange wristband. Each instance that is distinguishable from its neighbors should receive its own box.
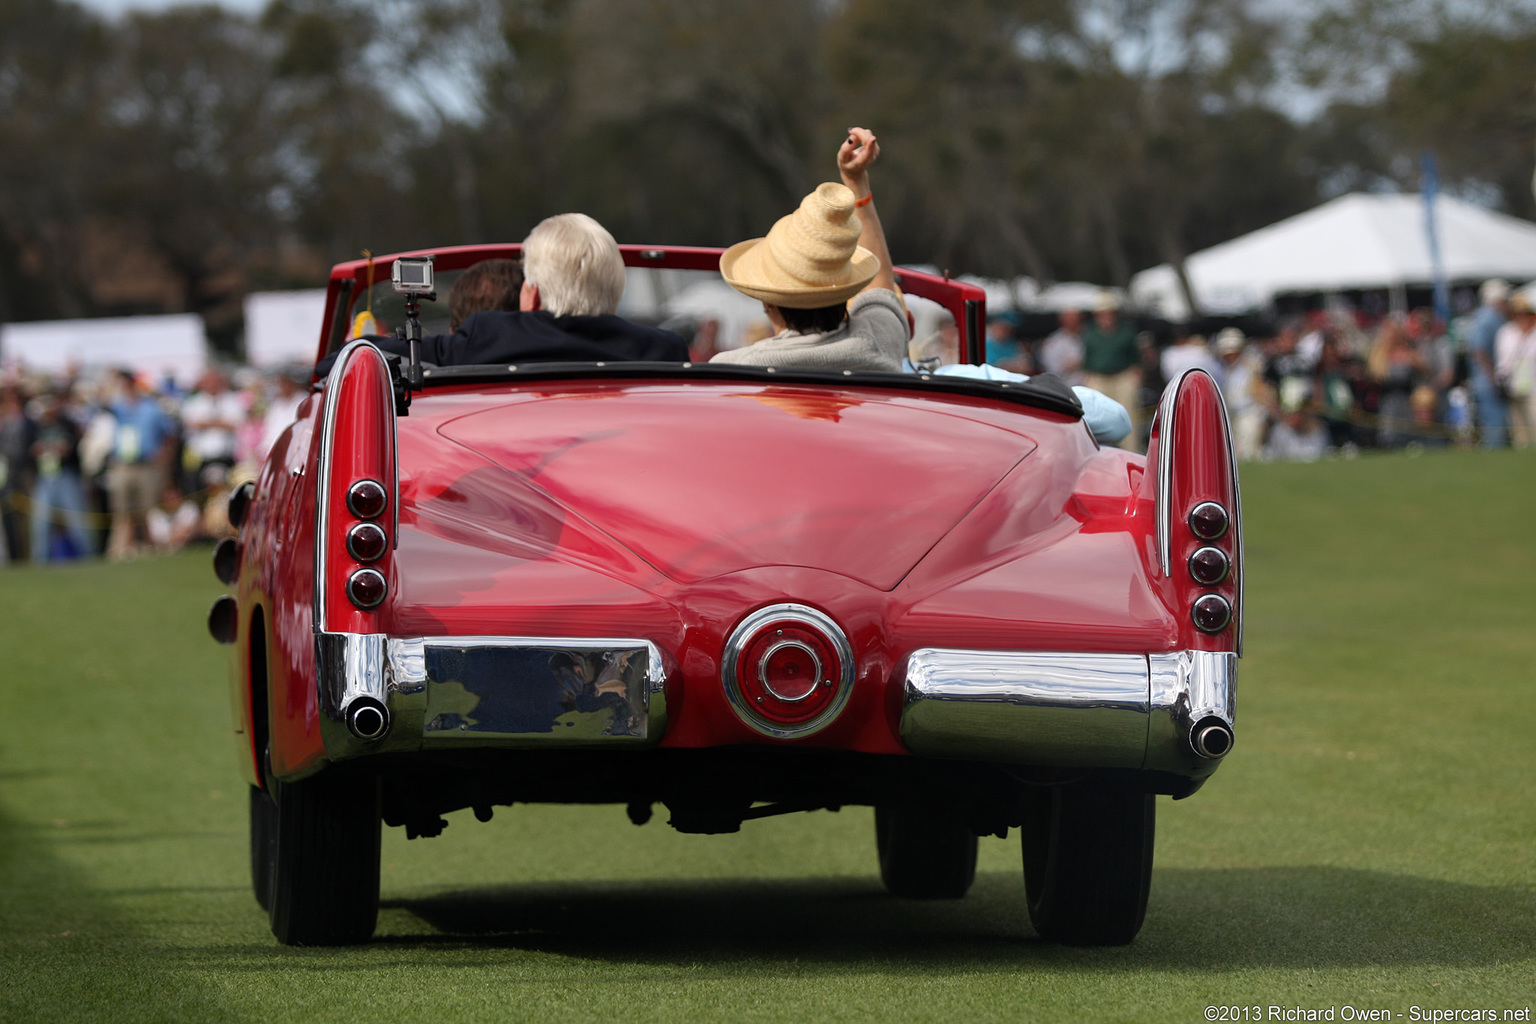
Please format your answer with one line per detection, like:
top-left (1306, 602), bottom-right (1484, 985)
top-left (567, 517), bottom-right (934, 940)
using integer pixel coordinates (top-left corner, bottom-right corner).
top-left (854, 192), bottom-right (873, 207)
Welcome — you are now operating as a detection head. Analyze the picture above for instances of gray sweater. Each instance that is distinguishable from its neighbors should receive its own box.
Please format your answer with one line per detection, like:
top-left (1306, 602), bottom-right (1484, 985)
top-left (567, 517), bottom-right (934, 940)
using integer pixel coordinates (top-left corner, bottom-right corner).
top-left (709, 289), bottom-right (907, 372)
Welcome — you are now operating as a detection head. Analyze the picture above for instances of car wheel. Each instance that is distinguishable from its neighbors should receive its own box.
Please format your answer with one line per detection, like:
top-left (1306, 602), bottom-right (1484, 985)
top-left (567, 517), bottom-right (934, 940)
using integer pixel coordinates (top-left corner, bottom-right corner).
top-left (267, 769), bottom-right (381, 946)
top-left (249, 785), bottom-right (277, 912)
top-left (875, 803), bottom-right (978, 899)
top-left (1021, 783), bottom-right (1155, 945)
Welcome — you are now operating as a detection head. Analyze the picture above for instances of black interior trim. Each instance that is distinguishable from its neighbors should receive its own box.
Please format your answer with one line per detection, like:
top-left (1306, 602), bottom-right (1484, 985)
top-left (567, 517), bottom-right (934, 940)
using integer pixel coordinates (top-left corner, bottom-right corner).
top-left (412, 361), bottom-right (1085, 418)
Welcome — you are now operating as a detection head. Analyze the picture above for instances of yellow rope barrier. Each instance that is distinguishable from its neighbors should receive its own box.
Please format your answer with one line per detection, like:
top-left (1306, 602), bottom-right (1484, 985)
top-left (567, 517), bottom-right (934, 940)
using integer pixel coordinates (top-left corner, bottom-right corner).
top-left (1327, 405), bottom-right (1467, 442)
top-left (1135, 402), bottom-right (1474, 443)
top-left (3, 481), bottom-right (229, 527)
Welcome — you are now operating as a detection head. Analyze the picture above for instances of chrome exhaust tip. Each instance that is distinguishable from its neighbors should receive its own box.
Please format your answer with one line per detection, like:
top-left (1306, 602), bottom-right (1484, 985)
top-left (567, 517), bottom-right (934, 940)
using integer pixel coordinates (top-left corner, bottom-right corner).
top-left (1191, 717), bottom-right (1234, 759)
top-left (345, 697), bottom-right (390, 741)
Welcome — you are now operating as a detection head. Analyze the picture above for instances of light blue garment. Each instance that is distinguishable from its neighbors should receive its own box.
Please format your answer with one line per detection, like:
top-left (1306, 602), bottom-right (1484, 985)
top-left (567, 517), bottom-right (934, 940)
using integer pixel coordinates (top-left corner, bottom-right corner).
top-left (1465, 304), bottom-right (1504, 363)
top-left (31, 470), bottom-right (94, 562)
top-left (1465, 304), bottom-right (1508, 447)
top-left (905, 361), bottom-right (1132, 444)
top-left (110, 396), bottom-right (174, 465)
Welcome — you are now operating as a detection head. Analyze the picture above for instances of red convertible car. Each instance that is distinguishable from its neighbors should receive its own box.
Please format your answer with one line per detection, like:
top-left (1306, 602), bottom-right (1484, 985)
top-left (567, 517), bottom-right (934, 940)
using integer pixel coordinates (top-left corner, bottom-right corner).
top-left (211, 244), bottom-right (1241, 947)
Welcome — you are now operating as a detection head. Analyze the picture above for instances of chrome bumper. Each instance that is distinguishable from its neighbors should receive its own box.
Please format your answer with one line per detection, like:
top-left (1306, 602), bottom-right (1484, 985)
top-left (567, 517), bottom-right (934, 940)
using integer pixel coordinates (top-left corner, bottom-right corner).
top-left (316, 632), bottom-right (668, 761)
top-left (900, 649), bottom-right (1236, 777)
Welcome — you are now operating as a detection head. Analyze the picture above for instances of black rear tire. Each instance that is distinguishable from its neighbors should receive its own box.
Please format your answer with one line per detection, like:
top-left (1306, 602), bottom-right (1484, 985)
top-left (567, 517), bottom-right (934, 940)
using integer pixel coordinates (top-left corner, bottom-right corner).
top-left (1021, 783), bottom-right (1155, 945)
top-left (267, 769), bottom-right (381, 946)
top-left (875, 803), bottom-right (978, 899)
top-left (249, 785), bottom-right (277, 912)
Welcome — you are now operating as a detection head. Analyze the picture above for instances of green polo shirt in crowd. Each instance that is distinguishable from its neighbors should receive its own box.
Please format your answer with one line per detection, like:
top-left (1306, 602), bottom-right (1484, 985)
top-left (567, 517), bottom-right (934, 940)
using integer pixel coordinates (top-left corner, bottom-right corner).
top-left (1082, 319), bottom-right (1141, 375)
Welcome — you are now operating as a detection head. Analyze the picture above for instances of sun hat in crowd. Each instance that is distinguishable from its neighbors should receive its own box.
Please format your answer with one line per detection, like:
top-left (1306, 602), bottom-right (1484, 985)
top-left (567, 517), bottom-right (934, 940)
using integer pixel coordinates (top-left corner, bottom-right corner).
top-left (1509, 294), bottom-right (1534, 317)
top-left (720, 182), bottom-right (879, 309)
top-left (1479, 279), bottom-right (1510, 305)
top-left (1214, 326), bottom-right (1246, 354)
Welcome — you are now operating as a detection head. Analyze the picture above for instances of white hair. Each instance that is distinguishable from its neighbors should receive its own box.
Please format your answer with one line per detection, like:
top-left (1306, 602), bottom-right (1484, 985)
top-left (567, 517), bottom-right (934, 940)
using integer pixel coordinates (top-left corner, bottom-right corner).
top-left (521, 213), bottom-right (625, 317)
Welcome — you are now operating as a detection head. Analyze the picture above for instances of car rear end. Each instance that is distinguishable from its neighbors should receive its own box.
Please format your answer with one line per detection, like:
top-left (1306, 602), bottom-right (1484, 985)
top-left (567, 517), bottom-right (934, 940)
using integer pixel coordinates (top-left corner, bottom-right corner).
top-left (212, 248), bottom-right (1241, 947)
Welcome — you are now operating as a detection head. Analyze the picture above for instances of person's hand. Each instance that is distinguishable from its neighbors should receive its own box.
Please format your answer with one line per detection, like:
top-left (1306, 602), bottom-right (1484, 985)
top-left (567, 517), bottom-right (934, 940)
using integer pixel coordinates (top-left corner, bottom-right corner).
top-left (838, 127), bottom-right (879, 194)
top-left (835, 125), bottom-right (898, 297)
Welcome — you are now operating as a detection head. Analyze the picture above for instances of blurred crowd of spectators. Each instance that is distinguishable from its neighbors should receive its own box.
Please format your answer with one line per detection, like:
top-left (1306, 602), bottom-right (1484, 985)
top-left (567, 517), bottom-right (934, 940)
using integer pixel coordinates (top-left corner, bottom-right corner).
top-left (0, 364), bottom-right (309, 566)
top-left (982, 280), bottom-right (1536, 461)
top-left (6, 275), bottom-right (1533, 566)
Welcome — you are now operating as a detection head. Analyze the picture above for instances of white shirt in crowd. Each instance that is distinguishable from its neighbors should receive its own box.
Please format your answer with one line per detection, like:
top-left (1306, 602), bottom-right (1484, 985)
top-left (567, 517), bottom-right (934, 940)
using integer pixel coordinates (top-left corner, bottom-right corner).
top-left (258, 392), bottom-right (307, 466)
top-left (1038, 328), bottom-right (1084, 385)
top-left (181, 389), bottom-right (247, 463)
top-left (1494, 319), bottom-right (1536, 393)
top-left (1160, 342), bottom-right (1221, 383)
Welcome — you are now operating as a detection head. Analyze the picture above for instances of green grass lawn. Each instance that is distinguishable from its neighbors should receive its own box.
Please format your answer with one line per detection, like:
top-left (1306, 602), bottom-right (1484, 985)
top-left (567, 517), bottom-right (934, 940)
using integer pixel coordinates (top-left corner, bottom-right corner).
top-left (2, 450), bottom-right (1533, 1023)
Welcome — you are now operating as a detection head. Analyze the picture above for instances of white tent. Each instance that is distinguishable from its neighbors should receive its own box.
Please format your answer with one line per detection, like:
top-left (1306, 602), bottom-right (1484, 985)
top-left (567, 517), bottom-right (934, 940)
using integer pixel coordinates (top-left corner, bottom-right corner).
top-left (1033, 281), bottom-right (1122, 313)
top-left (244, 290), bottom-right (328, 368)
top-left (897, 268), bottom-right (1121, 315)
top-left (1131, 193), bottom-right (1536, 320)
top-left (0, 313), bottom-right (207, 387)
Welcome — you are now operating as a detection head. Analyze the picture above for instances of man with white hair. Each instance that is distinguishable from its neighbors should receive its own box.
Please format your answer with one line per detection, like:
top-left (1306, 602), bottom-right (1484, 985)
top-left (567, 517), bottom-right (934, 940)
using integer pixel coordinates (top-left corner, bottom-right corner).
top-left (517, 214), bottom-right (624, 319)
top-left (328, 214), bottom-right (687, 372)
top-left (438, 213), bottom-right (687, 363)
top-left (1466, 278), bottom-right (1510, 447)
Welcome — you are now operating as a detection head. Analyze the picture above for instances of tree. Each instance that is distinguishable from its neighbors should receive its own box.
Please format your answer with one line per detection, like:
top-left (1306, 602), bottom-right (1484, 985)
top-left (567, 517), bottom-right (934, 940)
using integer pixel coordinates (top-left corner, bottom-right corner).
top-left (1038, 0), bottom-right (1306, 305)
top-left (0, 0), bottom-right (113, 321)
top-left (823, 0), bottom-right (1072, 280)
top-left (259, 0), bottom-right (434, 262)
top-left (822, 0), bottom-right (1313, 300)
top-left (1293, 0), bottom-right (1536, 218)
top-left (1384, 28), bottom-right (1536, 218)
top-left (454, 0), bottom-right (836, 248)
top-left (93, 6), bottom-right (291, 342)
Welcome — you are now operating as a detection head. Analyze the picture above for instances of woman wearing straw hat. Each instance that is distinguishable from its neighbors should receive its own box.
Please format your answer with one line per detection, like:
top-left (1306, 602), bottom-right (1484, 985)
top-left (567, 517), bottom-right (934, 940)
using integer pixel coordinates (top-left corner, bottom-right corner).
top-left (711, 127), bottom-right (907, 372)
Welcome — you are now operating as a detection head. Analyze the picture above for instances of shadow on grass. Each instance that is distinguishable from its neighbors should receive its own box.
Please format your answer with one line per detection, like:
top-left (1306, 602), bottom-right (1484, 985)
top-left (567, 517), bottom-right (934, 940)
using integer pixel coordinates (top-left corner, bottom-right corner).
top-left (9, 817), bottom-right (232, 845)
top-left (356, 867), bottom-right (1536, 971)
top-left (0, 804), bottom-right (239, 1024)
top-left (0, 769), bottom-right (53, 782)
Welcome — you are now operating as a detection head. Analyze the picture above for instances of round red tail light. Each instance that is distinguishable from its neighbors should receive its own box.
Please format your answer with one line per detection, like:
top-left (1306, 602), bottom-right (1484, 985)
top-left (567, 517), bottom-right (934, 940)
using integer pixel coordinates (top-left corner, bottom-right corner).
top-left (347, 568), bottom-right (387, 609)
top-left (1188, 501), bottom-right (1229, 541)
top-left (722, 604), bottom-right (854, 738)
top-left (346, 521), bottom-right (388, 563)
top-left (1192, 593), bottom-right (1232, 633)
top-left (347, 479), bottom-right (388, 520)
top-left (742, 627), bottom-right (834, 720)
top-left (758, 639), bottom-right (822, 702)
top-left (1188, 545), bottom-right (1230, 586)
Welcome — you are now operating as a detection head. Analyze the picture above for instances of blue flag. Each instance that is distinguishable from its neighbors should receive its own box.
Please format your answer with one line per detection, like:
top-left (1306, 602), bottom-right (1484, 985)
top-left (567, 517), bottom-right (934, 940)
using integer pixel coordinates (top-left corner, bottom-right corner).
top-left (1420, 152), bottom-right (1451, 323)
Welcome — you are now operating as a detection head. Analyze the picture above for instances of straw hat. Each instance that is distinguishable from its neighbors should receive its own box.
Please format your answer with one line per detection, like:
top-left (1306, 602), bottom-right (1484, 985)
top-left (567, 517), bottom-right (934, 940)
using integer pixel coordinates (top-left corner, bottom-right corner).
top-left (720, 182), bottom-right (879, 309)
